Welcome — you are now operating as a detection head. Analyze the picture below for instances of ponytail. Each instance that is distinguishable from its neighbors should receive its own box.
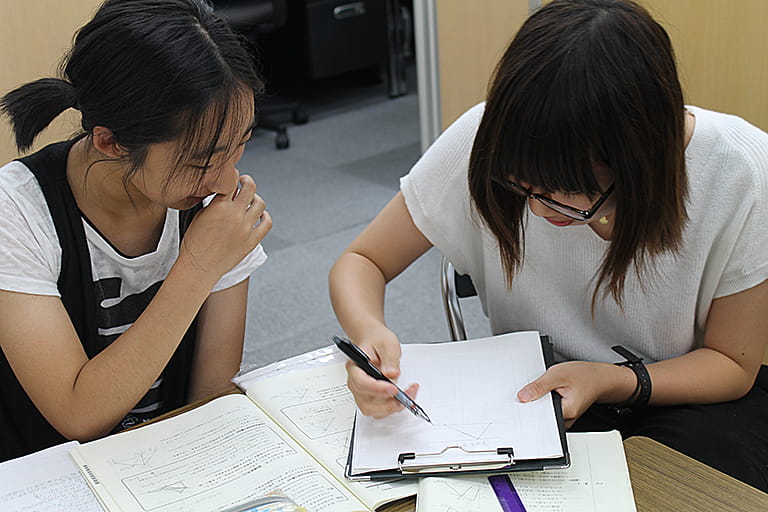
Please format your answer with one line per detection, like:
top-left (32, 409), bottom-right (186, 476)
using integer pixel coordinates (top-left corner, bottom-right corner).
top-left (1, 0), bottom-right (264, 182)
top-left (0, 78), bottom-right (78, 152)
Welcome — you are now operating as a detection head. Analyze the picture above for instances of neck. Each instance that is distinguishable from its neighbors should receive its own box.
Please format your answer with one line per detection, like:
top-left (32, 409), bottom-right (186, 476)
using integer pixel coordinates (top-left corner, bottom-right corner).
top-left (683, 109), bottom-right (696, 149)
top-left (66, 138), bottom-right (155, 217)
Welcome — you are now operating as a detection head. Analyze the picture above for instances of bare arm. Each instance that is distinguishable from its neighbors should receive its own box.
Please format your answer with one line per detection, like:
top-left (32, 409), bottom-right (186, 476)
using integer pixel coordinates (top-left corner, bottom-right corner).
top-left (647, 278), bottom-right (768, 403)
top-left (188, 278), bottom-right (249, 402)
top-left (329, 191), bottom-right (433, 416)
top-left (519, 279), bottom-right (768, 425)
top-left (0, 176), bottom-right (270, 440)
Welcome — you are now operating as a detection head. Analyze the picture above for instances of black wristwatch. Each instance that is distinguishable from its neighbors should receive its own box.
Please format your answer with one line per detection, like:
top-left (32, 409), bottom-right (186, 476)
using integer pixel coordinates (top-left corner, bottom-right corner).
top-left (611, 345), bottom-right (652, 415)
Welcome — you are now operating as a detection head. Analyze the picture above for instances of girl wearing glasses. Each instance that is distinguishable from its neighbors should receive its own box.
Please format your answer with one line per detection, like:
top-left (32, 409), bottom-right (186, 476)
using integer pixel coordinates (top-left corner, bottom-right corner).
top-left (0, 0), bottom-right (270, 461)
top-left (330, 0), bottom-right (768, 491)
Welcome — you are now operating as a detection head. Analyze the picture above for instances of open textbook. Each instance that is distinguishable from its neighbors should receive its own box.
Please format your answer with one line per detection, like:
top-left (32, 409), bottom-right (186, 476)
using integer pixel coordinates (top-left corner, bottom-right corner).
top-left (415, 431), bottom-right (637, 512)
top-left (70, 357), bottom-right (416, 512)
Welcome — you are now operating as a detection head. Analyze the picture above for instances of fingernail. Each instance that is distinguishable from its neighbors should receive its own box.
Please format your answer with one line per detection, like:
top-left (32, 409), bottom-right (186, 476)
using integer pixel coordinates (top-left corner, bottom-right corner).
top-left (518, 390), bottom-right (532, 402)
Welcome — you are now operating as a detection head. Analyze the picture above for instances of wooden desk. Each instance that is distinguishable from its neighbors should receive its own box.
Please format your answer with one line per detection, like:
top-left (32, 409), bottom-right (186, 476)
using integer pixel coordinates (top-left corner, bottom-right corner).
top-left (378, 436), bottom-right (768, 512)
top-left (624, 436), bottom-right (768, 512)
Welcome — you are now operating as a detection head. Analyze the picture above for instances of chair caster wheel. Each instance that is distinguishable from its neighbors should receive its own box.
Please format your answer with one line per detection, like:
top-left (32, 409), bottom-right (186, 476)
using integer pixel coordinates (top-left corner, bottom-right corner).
top-left (292, 109), bottom-right (308, 125)
top-left (275, 132), bottom-right (290, 149)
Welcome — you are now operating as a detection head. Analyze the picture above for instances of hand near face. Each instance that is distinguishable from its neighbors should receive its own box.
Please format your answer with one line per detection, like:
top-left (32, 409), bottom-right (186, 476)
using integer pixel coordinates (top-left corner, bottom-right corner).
top-left (179, 173), bottom-right (272, 281)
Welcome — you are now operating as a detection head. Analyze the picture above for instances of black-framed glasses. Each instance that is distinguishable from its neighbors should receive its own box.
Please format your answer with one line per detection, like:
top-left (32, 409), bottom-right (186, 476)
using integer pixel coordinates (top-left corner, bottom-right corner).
top-left (492, 176), bottom-right (615, 221)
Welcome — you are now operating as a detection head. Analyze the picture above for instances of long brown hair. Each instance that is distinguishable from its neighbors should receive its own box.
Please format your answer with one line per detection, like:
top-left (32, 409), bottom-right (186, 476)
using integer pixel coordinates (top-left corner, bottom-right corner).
top-left (468, 0), bottom-right (687, 307)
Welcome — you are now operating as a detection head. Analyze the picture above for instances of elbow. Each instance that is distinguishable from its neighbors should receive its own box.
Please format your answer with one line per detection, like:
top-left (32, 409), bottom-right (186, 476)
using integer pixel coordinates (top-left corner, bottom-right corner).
top-left (718, 366), bottom-right (759, 403)
top-left (45, 403), bottom-right (117, 442)
top-left (55, 419), bottom-right (114, 443)
top-left (733, 372), bottom-right (758, 400)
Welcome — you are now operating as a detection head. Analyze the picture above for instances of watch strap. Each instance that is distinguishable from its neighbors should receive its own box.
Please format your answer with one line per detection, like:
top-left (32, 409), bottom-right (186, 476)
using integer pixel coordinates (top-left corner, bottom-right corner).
top-left (611, 345), bottom-right (652, 414)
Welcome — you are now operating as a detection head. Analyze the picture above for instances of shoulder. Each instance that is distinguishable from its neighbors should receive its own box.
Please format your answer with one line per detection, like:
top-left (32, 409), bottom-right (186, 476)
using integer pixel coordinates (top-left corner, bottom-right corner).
top-left (686, 107), bottom-right (768, 205)
top-left (400, 103), bottom-right (488, 272)
top-left (402, 102), bottom-right (486, 193)
top-left (686, 107), bottom-right (768, 176)
top-left (0, 160), bottom-right (51, 215)
top-left (0, 160), bottom-right (61, 295)
top-left (685, 107), bottom-right (768, 294)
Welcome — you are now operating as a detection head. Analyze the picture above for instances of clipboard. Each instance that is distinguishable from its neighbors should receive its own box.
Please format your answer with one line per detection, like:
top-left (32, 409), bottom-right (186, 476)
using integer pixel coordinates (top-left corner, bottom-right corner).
top-left (344, 334), bottom-right (570, 480)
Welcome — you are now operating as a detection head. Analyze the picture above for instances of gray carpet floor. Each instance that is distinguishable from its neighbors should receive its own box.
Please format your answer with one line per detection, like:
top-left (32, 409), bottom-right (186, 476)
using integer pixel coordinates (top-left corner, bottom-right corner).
top-left (238, 83), bottom-right (489, 370)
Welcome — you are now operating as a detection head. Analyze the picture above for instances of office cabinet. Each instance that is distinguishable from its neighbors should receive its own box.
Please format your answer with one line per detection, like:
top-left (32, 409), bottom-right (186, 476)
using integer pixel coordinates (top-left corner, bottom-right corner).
top-left (303, 0), bottom-right (388, 80)
top-left (260, 0), bottom-right (388, 86)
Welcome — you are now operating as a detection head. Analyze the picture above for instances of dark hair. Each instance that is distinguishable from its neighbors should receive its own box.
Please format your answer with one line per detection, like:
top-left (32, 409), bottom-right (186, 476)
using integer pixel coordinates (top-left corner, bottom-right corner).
top-left (468, 0), bottom-right (687, 306)
top-left (1, 0), bottom-right (263, 190)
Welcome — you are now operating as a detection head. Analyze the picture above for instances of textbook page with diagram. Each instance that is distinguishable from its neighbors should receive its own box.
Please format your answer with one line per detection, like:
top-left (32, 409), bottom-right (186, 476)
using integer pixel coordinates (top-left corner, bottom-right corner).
top-left (238, 361), bottom-right (418, 508)
top-left (415, 431), bottom-right (637, 512)
top-left (69, 347), bottom-right (416, 512)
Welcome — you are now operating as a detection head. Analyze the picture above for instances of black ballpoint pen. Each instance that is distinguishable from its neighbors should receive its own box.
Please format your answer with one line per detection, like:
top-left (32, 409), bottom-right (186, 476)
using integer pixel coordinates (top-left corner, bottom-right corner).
top-left (332, 335), bottom-right (432, 423)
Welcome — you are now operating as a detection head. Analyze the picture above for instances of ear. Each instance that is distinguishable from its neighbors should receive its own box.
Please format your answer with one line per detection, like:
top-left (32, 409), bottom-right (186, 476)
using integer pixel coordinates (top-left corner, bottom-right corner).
top-left (91, 126), bottom-right (126, 158)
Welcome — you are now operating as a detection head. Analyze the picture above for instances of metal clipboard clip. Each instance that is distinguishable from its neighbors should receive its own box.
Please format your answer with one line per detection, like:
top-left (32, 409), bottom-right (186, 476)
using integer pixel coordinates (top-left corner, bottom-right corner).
top-left (397, 446), bottom-right (515, 474)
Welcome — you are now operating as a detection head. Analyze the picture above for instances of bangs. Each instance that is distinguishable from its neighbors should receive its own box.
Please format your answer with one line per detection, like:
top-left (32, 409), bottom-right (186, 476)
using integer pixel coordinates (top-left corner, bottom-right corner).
top-left (163, 84), bottom-right (255, 193)
top-left (487, 70), bottom-right (612, 198)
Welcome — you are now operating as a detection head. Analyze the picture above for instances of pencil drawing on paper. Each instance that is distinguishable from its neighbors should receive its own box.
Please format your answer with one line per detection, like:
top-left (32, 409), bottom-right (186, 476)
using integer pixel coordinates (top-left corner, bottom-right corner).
top-left (111, 448), bottom-right (157, 469)
top-left (281, 395), bottom-right (356, 439)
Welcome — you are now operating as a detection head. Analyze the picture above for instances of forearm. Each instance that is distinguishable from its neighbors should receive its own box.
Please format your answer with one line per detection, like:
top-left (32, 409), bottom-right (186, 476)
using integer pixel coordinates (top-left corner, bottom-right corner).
top-left (187, 280), bottom-right (248, 402)
top-left (645, 347), bottom-right (757, 405)
top-left (589, 348), bottom-right (757, 410)
top-left (62, 261), bottom-right (217, 439)
top-left (329, 252), bottom-right (390, 341)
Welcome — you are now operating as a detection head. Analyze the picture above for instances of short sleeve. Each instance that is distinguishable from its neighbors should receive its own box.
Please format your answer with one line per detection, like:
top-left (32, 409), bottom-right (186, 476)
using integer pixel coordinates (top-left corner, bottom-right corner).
top-left (713, 142), bottom-right (768, 298)
top-left (0, 162), bottom-right (61, 296)
top-left (400, 103), bottom-right (486, 276)
top-left (211, 244), bottom-right (267, 292)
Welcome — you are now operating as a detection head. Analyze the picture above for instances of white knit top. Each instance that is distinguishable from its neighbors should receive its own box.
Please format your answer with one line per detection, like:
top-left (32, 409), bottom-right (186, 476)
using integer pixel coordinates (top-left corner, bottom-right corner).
top-left (401, 104), bottom-right (768, 363)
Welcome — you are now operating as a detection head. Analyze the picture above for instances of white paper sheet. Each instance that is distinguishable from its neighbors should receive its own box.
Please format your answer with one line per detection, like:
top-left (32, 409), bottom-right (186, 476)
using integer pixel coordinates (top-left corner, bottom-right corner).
top-left (351, 331), bottom-right (564, 473)
top-left (0, 441), bottom-right (103, 512)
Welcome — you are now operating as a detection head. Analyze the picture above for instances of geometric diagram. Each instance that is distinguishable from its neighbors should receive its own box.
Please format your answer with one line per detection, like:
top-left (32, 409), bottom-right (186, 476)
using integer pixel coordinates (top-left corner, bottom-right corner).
top-left (269, 387), bottom-right (309, 405)
top-left (318, 431), bottom-right (351, 451)
top-left (282, 395), bottom-right (355, 440)
top-left (441, 480), bottom-right (483, 501)
top-left (110, 448), bottom-right (157, 470)
top-left (441, 423), bottom-right (493, 441)
top-left (147, 481), bottom-right (191, 494)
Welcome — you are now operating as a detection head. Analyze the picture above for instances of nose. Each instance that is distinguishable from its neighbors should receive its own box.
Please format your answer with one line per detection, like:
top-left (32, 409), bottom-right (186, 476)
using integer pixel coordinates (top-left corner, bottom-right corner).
top-left (205, 158), bottom-right (240, 195)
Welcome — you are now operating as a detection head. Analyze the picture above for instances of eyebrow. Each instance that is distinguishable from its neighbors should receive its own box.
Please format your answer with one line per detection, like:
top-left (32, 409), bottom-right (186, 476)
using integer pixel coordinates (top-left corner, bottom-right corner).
top-left (211, 119), bottom-right (256, 154)
top-left (193, 118), bottom-right (256, 160)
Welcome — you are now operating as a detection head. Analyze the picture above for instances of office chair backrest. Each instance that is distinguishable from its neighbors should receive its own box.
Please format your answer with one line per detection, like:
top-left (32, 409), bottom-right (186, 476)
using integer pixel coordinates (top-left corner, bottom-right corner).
top-left (211, 0), bottom-right (287, 34)
top-left (440, 256), bottom-right (477, 341)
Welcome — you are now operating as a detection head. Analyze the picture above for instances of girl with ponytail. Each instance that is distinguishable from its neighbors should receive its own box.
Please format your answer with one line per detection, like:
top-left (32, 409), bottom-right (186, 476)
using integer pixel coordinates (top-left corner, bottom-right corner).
top-left (0, 0), bottom-right (272, 460)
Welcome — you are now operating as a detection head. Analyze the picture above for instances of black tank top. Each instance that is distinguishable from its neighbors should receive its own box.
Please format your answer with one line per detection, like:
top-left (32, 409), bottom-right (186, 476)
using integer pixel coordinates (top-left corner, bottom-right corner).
top-left (0, 139), bottom-right (199, 461)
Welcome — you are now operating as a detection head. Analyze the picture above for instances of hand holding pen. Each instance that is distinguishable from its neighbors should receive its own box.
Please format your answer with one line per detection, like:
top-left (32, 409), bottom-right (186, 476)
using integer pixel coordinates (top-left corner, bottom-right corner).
top-left (333, 335), bottom-right (432, 423)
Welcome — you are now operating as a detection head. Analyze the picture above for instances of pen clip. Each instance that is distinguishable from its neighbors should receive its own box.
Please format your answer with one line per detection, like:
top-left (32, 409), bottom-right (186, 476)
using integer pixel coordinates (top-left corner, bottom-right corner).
top-left (333, 335), bottom-right (370, 361)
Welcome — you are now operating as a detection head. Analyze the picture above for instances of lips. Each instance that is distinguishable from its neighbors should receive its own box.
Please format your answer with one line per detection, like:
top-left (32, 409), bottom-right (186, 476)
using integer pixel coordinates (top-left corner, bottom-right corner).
top-left (545, 218), bottom-right (573, 227)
